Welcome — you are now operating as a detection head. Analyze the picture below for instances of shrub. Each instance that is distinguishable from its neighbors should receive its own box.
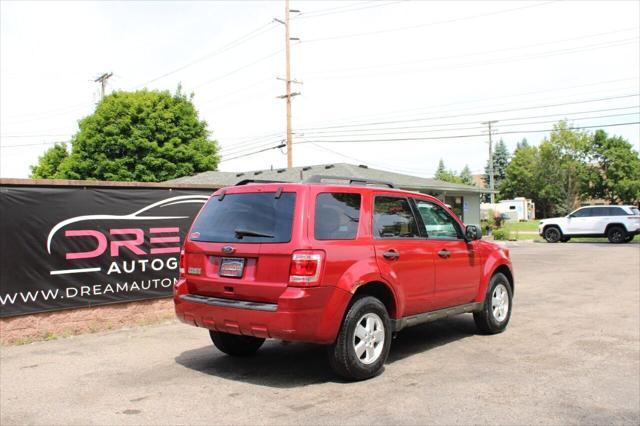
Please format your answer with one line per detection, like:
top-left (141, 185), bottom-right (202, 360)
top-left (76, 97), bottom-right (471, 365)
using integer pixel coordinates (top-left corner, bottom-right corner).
top-left (492, 228), bottom-right (510, 241)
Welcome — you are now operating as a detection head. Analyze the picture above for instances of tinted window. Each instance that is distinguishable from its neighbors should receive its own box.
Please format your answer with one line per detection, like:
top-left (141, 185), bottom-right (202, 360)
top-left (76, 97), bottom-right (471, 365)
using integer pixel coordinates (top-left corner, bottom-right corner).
top-left (315, 193), bottom-right (361, 240)
top-left (608, 206), bottom-right (627, 216)
top-left (190, 192), bottom-right (295, 243)
top-left (588, 207), bottom-right (608, 217)
top-left (373, 197), bottom-right (419, 238)
top-left (415, 200), bottom-right (462, 239)
top-left (571, 208), bottom-right (591, 218)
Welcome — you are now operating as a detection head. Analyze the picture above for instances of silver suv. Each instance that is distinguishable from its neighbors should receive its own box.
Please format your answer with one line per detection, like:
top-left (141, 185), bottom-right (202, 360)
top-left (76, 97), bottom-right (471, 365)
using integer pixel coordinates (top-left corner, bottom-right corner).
top-left (538, 205), bottom-right (640, 243)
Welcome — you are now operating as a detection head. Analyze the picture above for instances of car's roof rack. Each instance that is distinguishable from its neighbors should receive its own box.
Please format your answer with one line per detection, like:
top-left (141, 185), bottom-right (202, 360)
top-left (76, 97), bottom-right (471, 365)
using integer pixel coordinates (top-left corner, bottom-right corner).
top-left (304, 175), bottom-right (395, 188)
top-left (235, 179), bottom-right (288, 186)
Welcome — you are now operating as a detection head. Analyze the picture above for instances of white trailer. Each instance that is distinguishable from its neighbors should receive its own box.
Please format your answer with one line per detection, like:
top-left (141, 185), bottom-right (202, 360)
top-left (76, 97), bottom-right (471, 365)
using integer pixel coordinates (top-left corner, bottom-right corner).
top-left (481, 197), bottom-right (535, 221)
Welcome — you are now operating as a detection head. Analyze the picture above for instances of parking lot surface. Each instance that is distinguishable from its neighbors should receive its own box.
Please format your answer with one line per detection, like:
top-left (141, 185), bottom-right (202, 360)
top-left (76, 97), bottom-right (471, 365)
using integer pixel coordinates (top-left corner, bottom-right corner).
top-left (1, 242), bottom-right (639, 425)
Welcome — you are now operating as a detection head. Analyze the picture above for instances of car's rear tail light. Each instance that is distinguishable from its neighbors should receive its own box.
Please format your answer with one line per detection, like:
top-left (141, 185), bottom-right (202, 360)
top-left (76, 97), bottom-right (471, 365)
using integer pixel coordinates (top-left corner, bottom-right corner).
top-left (179, 249), bottom-right (185, 278)
top-left (289, 251), bottom-right (324, 286)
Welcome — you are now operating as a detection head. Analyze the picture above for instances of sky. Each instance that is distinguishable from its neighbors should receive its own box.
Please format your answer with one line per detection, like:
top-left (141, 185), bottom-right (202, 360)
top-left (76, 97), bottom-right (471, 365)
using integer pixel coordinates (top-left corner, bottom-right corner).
top-left (1, 0), bottom-right (639, 179)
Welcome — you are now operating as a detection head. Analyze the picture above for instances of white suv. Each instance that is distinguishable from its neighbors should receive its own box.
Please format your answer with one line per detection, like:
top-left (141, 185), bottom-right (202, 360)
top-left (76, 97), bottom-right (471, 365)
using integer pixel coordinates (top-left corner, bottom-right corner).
top-left (538, 205), bottom-right (640, 243)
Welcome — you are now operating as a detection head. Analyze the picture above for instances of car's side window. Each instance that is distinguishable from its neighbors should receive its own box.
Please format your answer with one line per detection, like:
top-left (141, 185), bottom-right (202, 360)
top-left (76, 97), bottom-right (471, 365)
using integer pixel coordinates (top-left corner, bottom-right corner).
top-left (314, 192), bottom-right (361, 240)
top-left (572, 208), bottom-right (591, 218)
top-left (373, 196), bottom-right (419, 239)
top-left (608, 207), bottom-right (627, 216)
top-left (414, 199), bottom-right (462, 240)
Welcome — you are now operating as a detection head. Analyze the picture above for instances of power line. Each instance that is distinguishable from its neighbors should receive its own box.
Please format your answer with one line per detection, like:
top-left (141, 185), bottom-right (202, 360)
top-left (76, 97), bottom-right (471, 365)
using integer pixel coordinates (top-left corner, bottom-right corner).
top-left (303, 1), bottom-right (557, 43)
top-left (294, 77), bottom-right (638, 129)
top-left (191, 47), bottom-right (284, 90)
top-left (304, 28), bottom-right (638, 76)
top-left (217, 106), bottom-right (640, 156)
top-left (296, 93), bottom-right (640, 131)
top-left (295, 1), bottom-right (402, 19)
top-left (298, 108), bottom-right (640, 137)
top-left (135, 22), bottom-right (277, 88)
top-left (219, 142), bottom-right (286, 163)
top-left (307, 38), bottom-right (639, 81)
top-left (295, 121), bottom-right (640, 145)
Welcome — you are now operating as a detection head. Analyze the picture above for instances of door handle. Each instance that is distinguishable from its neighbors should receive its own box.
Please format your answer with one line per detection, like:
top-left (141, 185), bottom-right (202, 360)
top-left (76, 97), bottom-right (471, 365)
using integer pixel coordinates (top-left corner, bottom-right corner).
top-left (438, 249), bottom-right (451, 259)
top-left (383, 250), bottom-right (400, 260)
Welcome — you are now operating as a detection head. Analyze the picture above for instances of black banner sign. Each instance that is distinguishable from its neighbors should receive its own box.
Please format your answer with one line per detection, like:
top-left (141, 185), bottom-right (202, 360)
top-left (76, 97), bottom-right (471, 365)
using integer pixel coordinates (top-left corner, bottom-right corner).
top-left (0, 185), bottom-right (212, 317)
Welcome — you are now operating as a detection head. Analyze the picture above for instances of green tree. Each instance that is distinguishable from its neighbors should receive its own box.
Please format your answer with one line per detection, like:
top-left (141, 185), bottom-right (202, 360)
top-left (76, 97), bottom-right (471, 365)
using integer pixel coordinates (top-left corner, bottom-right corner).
top-left (483, 139), bottom-right (510, 189)
top-left (460, 165), bottom-right (473, 185)
top-left (587, 130), bottom-right (640, 204)
top-left (31, 88), bottom-right (219, 181)
top-left (30, 143), bottom-right (69, 179)
top-left (434, 159), bottom-right (463, 184)
top-left (546, 121), bottom-right (591, 212)
top-left (499, 142), bottom-right (539, 202)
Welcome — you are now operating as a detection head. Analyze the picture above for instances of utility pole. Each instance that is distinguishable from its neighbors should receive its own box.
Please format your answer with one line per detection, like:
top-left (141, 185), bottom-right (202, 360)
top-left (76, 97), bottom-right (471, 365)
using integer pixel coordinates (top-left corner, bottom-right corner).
top-left (482, 120), bottom-right (498, 204)
top-left (275, 0), bottom-right (300, 168)
top-left (94, 72), bottom-right (113, 100)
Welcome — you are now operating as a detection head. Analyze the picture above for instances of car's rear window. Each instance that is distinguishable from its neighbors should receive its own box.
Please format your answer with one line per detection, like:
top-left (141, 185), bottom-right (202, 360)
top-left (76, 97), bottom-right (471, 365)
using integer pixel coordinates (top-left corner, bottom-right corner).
top-left (314, 193), bottom-right (361, 240)
top-left (190, 192), bottom-right (296, 243)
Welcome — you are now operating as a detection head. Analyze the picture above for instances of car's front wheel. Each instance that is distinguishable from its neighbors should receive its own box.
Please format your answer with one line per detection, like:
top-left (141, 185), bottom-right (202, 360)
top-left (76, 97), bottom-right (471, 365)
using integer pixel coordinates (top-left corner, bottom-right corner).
top-left (328, 295), bottom-right (392, 381)
top-left (624, 235), bottom-right (635, 243)
top-left (543, 226), bottom-right (562, 243)
top-left (607, 226), bottom-right (627, 244)
top-left (209, 331), bottom-right (265, 356)
top-left (474, 272), bottom-right (513, 335)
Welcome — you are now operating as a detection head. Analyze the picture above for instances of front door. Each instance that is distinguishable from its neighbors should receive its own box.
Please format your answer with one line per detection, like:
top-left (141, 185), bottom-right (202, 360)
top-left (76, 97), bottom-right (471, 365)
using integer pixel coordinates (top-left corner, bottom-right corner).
top-left (371, 195), bottom-right (435, 316)
top-left (565, 207), bottom-right (593, 234)
top-left (413, 199), bottom-right (481, 309)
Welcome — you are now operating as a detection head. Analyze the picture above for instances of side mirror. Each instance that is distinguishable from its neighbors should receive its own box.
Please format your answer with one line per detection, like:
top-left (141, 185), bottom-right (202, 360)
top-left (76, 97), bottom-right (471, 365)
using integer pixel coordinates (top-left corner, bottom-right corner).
top-left (465, 225), bottom-right (482, 241)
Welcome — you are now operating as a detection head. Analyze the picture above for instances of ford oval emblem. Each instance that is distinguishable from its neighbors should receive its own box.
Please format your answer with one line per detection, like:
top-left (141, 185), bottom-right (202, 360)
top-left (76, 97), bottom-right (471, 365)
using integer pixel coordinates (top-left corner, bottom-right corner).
top-left (222, 246), bottom-right (235, 254)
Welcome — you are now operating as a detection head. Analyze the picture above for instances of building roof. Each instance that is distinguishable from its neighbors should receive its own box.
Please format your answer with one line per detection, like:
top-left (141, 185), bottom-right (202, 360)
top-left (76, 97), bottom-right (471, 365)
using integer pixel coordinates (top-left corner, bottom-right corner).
top-left (167, 163), bottom-right (488, 194)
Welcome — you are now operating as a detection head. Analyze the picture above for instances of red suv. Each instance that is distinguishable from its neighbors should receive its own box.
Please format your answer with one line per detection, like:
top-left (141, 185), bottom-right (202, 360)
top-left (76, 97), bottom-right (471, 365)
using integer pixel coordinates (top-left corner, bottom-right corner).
top-left (174, 176), bottom-right (513, 380)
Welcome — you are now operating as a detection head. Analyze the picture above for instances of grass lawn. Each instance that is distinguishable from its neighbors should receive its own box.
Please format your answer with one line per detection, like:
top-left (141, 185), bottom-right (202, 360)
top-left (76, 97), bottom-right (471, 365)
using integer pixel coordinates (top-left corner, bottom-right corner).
top-left (503, 220), bottom-right (539, 232)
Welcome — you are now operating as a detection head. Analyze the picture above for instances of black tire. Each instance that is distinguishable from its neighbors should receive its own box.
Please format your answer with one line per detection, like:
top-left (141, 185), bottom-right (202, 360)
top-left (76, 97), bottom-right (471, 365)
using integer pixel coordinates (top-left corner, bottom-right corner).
top-left (209, 331), bottom-right (264, 356)
top-left (624, 235), bottom-right (634, 243)
top-left (560, 237), bottom-right (571, 243)
top-left (474, 272), bottom-right (513, 335)
top-left (543, 226), bottom-right (562, 243)
top-left (328, 295), bottom-right (392, 381)
top-left (607, 225), bottom-right (627, 244)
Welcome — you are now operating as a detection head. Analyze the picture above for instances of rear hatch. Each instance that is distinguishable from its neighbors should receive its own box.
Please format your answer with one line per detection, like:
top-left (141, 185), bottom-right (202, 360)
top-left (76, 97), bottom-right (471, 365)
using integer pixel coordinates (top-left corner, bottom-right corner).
top-left (183, 186), bottom-right (303, 304)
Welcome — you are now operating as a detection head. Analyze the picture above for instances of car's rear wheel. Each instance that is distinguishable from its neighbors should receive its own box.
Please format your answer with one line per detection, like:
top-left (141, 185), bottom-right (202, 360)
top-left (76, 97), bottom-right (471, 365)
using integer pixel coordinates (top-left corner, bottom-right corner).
top-left (209, 331), bottom-right (265, 356)
top-left (328, 295), bottom-right (391, 381)
top-left (560, 237), bottom-right (571, 243)
top-left (607, 226), bottom-right (627, 244)
top-left (474, 272), bottom-right (513, 335)
top-left (624, 235), bottom-right (634, 243)
top-left (544, 226), bottom-right (562, 243)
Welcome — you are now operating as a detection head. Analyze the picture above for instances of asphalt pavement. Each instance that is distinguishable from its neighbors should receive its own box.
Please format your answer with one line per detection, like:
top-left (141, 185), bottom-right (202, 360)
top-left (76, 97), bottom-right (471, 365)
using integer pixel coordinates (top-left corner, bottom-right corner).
top-left (1, 241), bottom-right (639, 425)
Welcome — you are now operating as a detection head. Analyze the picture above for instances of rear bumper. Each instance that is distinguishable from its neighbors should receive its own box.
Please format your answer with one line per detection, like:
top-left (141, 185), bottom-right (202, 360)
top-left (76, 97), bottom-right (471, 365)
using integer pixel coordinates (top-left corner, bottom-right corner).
top-left (173, 279), bottom-right (352, 344)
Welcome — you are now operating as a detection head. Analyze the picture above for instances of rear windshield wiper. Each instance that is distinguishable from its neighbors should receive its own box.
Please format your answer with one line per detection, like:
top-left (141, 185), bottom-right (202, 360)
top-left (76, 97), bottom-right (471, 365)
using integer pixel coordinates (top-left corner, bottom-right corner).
top-left (234, 228), bottom-right (275, 239)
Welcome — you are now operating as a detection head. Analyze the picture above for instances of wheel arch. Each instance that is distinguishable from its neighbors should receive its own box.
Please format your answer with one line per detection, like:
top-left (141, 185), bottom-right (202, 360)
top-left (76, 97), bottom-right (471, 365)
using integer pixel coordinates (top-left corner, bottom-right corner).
top-left (493, 264), bottom-right (514, 295)
top-left (605, 222), bottom-right (627, 233)
top-left (543, 223), bottom-right (564, 235)
top-left (351, 281), bottom-right (399, 319)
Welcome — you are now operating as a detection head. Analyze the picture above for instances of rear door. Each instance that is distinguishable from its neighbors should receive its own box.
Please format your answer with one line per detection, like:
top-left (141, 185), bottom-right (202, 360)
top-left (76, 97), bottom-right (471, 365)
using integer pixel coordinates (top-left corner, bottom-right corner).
top-left (371, 194), bottom-right (435, 316)
top-left (183, 187), bottom-right (301, 304)
top-left (413, 198), bottom-right (482, 310)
